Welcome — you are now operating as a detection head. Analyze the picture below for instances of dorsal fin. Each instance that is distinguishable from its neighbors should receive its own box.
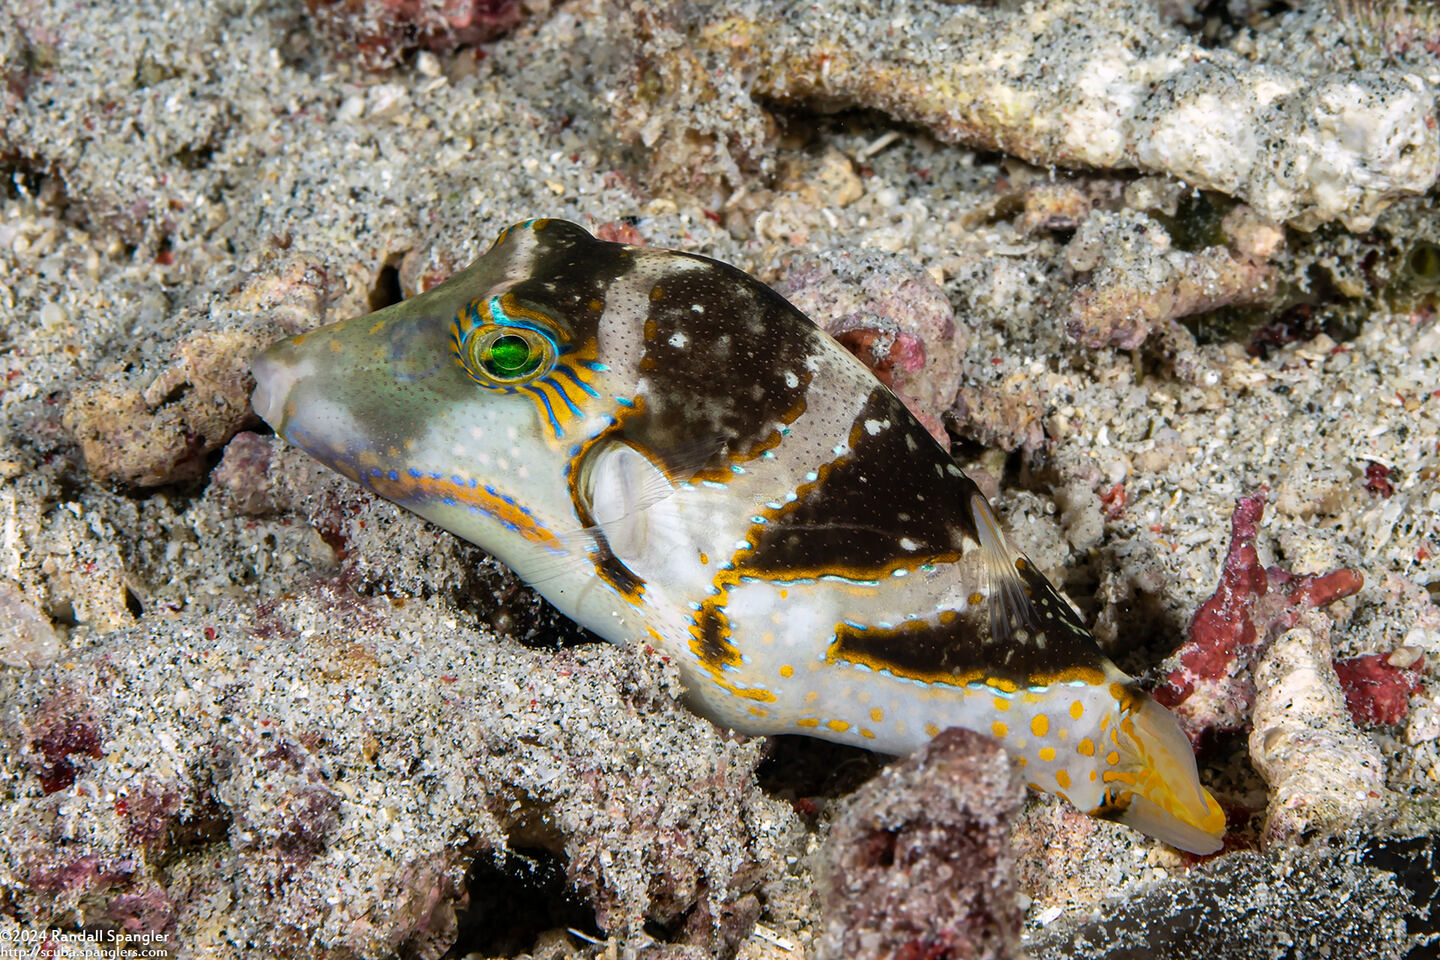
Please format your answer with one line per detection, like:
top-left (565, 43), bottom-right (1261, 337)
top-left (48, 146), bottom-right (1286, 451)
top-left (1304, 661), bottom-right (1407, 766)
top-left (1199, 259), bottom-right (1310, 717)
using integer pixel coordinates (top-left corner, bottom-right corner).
top-left (969, 492), bottom-right (1044, 646)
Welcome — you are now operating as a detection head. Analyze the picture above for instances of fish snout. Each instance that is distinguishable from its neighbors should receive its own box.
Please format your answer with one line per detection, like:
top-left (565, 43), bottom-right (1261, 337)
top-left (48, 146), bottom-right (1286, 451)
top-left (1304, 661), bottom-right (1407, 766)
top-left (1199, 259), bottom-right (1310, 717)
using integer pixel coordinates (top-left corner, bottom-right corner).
top-left (250, 339), bottom-right (303, 433)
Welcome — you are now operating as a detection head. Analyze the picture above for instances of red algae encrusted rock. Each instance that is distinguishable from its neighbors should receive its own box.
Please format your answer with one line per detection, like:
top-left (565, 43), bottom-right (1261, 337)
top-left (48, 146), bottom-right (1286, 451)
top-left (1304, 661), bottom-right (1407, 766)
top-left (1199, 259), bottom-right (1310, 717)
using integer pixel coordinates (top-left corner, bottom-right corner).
top-left (1153, 492), bottom-right (1364, 742)
top-left (816, 727), bottom-right (1025, 960)
top-left (776, 251), bottom-right (961, 445)
top-left (1333, 651), bottom-right (1426, 726)
top-left (307, 0), bottom-right (525, 72)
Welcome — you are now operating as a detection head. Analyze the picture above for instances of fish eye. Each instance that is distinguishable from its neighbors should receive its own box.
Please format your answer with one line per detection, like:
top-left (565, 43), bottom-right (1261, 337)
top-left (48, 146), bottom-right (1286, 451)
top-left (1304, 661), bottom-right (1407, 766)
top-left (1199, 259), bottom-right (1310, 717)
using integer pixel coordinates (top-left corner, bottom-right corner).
top-left (468, 327), bottom-right (554, 384)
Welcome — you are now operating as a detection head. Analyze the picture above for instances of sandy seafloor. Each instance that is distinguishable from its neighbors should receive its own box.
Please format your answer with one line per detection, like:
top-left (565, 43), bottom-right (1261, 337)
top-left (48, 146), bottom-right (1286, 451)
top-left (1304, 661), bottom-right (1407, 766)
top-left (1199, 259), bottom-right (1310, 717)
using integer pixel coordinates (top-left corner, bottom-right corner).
top-left (2, 0), bottom-right (1440, 957)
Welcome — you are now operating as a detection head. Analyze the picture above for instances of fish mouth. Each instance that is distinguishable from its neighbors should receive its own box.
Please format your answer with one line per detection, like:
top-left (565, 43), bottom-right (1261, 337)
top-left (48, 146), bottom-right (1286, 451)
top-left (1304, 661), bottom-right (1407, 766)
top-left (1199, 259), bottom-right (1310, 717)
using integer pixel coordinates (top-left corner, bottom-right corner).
top-left (250, 341), bottom-right (301, 432)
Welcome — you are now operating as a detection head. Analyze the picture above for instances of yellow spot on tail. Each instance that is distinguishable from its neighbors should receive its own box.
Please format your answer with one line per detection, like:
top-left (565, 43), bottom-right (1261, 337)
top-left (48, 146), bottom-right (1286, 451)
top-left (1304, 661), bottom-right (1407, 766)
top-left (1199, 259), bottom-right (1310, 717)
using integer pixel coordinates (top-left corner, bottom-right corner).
top-left (699, 552), bottom-right (709, 564)
top-left (1107, 751), bottom-right (1120, 766)
top-left (968, 592), bottom-right (984, 605)
top-left (779, 589), bottom-right (788, 599)
top-left (1039, 747), bottom-right (1056, 762)
top-left (861, 728), bottom-right (876, 739)
top-left (1070, 701), bottom-right (1084, 720)
top-left (826, 719), bottom-right (850, 733)
top-left (1031, 715), bottom-right (1050, 737)
top-left (650, 285), bottom-right (665, 301)
top-left (1056, 769), bottom-right (1071, 789)
top-left (925, 723), bottom-right (940, 737)
top-left (779, 665), bottom-right (794, 678)
top-left (993, 697), bottom-right (1010, 712)
top-left (797, 717), bottom-right (819, 728)
top-left (1078, 738), bottom-right (1096, 756)
top-left (870, 707), bottom-right (884, 723)
top-left (1089, 770), bottom-right (1097, 782)
top-left (992, 721), bottom-right (1008, 738)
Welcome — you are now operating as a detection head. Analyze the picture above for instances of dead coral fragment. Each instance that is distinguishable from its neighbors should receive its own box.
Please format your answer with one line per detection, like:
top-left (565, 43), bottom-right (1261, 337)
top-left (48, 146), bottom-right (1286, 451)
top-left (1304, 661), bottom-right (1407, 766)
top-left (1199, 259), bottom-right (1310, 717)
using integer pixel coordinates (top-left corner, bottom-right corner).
top-left (62, 258), bottom-right (335, 489)
top-left (1248, 619), bottom-right (1387, 843)
top-left (729, 0), bottom-right (1438, 229)
top-left (0, 580), bottom-right (61, 668)
top-left (1063, 210), bottom-right (1277, 350)
top-left (63, 327), bottom-right (266, 488)
top-left (816, 727), bottom-right (1024, 960)
top-left (307, 0), bottom-right (524, 72)
top-left (1154, 492), bottom-right (1364, 742)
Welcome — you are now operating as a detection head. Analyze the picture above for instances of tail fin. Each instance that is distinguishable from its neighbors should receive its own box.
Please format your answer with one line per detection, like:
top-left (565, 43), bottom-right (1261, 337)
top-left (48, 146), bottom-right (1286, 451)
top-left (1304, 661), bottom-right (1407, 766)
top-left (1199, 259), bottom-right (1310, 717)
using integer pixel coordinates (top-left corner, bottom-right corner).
top-left (1100, 694), bottom-right (1226, 854)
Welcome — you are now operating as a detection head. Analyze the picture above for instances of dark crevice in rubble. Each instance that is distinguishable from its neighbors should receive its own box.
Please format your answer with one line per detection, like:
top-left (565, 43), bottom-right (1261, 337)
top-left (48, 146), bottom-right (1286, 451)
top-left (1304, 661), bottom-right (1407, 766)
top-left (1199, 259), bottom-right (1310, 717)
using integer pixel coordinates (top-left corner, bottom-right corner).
top-left (444, 845), bottom-right (600, 958)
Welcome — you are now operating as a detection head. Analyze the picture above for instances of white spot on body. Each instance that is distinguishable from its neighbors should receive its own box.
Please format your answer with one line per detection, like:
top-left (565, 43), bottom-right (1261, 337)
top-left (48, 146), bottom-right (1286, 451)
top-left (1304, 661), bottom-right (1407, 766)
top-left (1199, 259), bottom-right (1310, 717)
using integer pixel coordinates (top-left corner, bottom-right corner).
top-left (784, 371), bottom-right (799, 388)
top-left (864, 418), bottom-right (890, 436)
top-left (691, 304), bottom-right (705, 314)
top-left (669, 331), bottom-right (689, 348)
top-left (899, 537), bottom-right (919, 551)
top-left (470, 426), bottom-right (486, 439)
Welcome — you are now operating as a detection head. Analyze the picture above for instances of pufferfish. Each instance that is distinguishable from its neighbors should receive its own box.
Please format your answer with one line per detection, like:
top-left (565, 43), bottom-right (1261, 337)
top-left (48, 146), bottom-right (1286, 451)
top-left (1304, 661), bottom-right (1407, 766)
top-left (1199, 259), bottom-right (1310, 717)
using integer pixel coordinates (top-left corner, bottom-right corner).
top-left (251, 218), bottom-right (1225, 854)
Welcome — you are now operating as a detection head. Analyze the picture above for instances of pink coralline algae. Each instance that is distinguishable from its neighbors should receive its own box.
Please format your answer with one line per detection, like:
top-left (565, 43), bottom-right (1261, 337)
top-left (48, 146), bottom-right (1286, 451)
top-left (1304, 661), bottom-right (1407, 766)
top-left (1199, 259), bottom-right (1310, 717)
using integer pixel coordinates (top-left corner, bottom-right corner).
top-left (1364, 460), bottom-right (1396, 498)
top-left (816, 727), bottom-right (1024, 960)
top-left (1153, 493), bottom-right (1365, 742)
top-left (1333, 653), bottom-right (1426, 726)
top-left (595, 220), bottom-right (647, 246)
top-left (776, 251), bottom-right (962, 446)
top-left (307, 0), bottom-right (524, 71)
top-left (28, 696), bottom-right (105, 795)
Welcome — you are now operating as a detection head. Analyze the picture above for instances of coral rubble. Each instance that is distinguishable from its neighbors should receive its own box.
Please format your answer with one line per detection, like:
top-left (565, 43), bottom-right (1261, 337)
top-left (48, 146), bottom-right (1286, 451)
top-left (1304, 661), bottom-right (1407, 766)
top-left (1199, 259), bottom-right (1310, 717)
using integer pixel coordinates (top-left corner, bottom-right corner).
top-left (816, 727), bottom-right (1025, 960)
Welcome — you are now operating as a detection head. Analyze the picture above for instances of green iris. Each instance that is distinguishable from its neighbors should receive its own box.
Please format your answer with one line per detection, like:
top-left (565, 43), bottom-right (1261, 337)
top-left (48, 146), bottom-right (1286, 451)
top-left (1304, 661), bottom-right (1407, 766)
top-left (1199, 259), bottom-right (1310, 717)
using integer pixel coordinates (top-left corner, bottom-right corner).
top-left (470, 328), bottom-right (553, 383)
top-left (486, 335), bottom-right (541, 376)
